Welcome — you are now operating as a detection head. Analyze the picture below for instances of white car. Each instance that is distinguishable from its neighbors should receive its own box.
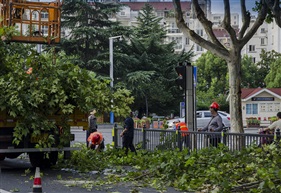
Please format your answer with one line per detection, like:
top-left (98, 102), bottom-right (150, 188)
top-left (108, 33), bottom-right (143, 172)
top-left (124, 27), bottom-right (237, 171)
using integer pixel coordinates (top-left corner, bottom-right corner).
top-left (166, 110), bottom-right (230, 130)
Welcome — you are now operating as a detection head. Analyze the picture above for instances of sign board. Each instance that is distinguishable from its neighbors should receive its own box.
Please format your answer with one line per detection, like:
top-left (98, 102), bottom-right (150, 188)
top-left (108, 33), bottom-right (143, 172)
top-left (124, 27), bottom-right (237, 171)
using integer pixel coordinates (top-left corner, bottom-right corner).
top-left (180, 102), bottom-right (185, 118)
top-left (251, 97), bottom-right (274, 101)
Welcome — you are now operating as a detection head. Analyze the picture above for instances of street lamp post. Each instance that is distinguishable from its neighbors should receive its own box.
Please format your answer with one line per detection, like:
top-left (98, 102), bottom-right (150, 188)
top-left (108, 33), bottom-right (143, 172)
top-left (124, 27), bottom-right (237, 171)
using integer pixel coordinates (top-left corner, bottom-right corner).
top-left (109, 35), bottom-right (122, 124)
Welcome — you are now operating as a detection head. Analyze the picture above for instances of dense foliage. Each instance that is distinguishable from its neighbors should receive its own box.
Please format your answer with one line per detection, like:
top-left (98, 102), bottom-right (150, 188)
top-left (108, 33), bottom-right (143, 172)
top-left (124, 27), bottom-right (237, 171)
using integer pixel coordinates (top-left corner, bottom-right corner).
top-left (58, 143), bottom-right (281, 192)
top-left (60, 0), bottom-right (130, 75)
top-left (0, 28), bottom-right (134, 147)
top-left (194, 51), bottom-right (229, 111)
top-left (194, 51), bottom-right (270, 112)
top-left (116, 3), bottom-right (193, 117)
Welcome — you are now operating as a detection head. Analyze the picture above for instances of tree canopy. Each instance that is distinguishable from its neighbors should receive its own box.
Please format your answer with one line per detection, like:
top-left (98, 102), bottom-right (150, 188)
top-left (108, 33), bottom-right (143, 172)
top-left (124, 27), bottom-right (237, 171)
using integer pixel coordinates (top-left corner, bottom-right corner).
top-left (0, 27), bottom-right (133, 147)
top-left (115, 3), bottom-right (193, 117)
top-left (60, 0), bottom-right (130, 76)
top-left (173, 0), bottom-right (281, 133)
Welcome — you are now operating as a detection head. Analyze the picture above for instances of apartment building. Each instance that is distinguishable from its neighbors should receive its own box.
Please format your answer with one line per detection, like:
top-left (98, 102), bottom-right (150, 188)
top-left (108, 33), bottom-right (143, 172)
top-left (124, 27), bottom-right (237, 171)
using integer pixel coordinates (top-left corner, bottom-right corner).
top-left (116, 0), bottom-right (242, 61)
top-left (242, 16), bottom-right (281, 63)
top-left (116, 1), bottom-right (281, 63)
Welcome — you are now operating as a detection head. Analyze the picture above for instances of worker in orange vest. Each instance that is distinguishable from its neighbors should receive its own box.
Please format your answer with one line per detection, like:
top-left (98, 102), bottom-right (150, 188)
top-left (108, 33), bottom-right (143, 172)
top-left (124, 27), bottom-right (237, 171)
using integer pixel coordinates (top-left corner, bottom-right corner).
top-left (174, 120), bottom-right (189, 147)
top-left (87, 131), bottom-right (105, 151)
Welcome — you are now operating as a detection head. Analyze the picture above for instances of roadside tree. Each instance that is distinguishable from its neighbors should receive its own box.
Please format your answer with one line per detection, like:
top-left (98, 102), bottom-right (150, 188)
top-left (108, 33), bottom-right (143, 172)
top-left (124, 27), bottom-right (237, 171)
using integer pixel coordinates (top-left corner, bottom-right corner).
top-left (60, 0), bottom-right (130, 76)
top-left (195, 51), bottom-right (228, 111)
top-left (116, 3), bottom-right (193, 117)
top-left (0, 29), bottom-right (134, 147)
top-left (265, 57), bottom-right (281, 87)
top-left (173, 0), bottom-right (280, 133)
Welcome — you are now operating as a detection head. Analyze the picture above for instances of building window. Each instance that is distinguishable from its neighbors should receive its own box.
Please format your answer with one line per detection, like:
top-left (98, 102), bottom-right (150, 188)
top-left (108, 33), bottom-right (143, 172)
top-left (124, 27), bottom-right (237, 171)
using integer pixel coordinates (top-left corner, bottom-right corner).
top-left (246, 104), bottom-right (258, 115)
top-left (249, 45), bottom-right (255, 52)
top-left (186, 37), bottom-right (189, 45)
top-left (260, 103), bottom-right (266, 112)
top-left (157, 12), bottom-right (164, 17)
top-left (196, 29), bottom-right (203, 36)
top-left (213, 16), bottom-right (221, 20)
top-left (41, 12), bottom-right (48, 19)
top-left (268, 103), bottom-right (273, 112)
top-left (196, 45), bottom-right (203, 51)
top-left (42, 26), bottom-right (48, 35)
top-left (171, 37), bottom-right (182, 50)
top-left (252, 57), bottom-right (256, 63)
top-left (261, 38), bottom-right (265, 45)
top-left (261, 28), bottom-right (266, 33)
top-left (260, 103), bottom-right (280, 112)
top-left (274, 103), bottom-right (280, 112)
top-left (120, 11), bottom-right (126, 16)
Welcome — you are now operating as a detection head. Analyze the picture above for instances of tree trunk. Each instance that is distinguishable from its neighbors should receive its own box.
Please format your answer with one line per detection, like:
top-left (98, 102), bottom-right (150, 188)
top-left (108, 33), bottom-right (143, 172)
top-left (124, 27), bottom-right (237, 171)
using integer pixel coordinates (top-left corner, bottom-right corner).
top-left (228, 51), bottom-right (244, 134)
top-left (145, 95), bottom-right (148, 117)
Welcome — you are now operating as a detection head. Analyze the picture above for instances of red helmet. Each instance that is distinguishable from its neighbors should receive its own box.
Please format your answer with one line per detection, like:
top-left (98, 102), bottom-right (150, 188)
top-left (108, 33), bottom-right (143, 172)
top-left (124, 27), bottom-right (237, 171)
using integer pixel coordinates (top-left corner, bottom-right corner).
top-left (210, 102), bottom-right (220, 110)
top-left (92, 133), bottom-right (101, 144)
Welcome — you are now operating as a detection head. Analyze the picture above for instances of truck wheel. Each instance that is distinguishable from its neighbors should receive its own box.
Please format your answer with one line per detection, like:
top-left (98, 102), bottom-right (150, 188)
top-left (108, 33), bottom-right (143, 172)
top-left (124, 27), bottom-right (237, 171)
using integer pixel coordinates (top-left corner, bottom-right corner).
top-left (49, 151), bottom-right (58, 165)
top-left (29, 152), bottom-right (44, 167)
top-left (0, 154), bottom-right (5, 161)
top-left (29, 152), bottom-right (58, 168)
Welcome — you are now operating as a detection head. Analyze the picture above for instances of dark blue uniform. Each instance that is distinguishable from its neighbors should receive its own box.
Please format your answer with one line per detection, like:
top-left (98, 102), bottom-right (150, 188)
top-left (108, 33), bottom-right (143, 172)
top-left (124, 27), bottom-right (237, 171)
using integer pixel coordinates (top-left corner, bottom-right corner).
top-left (122, 116), bottom-right (137, 155)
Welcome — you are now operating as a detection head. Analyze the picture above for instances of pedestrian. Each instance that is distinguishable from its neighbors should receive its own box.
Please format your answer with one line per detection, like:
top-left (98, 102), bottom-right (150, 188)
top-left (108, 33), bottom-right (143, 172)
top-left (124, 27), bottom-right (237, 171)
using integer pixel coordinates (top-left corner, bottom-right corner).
top-left (86, 109), bottom-right (98, 146)
top-left (260, 112), bottom-right (281, 133)
top-left (120, 111), bottom-right (137, 155)
top-left (258, 112), bottom-right (281, 145)
top-left (87, 131), bottom-right (105, 151)
top-left (198, 102), bottom-right (224, 147)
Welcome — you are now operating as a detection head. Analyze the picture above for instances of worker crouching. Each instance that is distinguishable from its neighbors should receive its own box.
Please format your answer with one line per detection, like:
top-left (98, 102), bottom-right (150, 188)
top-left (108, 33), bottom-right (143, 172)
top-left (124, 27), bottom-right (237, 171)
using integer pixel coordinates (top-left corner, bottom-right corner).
top-left (87, 131), bottom-right (105, 151)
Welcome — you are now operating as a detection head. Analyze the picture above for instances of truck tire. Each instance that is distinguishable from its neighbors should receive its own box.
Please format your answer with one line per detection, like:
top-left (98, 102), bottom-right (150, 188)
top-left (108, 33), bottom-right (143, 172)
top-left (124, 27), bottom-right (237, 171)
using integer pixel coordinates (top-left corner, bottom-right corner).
top-left (29, 152), bottom-right (58, 168)
top-left (0, 154), bottom-right (5, 161)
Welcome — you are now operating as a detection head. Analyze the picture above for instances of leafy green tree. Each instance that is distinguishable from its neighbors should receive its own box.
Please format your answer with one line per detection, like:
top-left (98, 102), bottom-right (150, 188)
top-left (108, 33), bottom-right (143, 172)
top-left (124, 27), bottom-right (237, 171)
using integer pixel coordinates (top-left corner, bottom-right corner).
top-left (173, 0), bottom-right (281, 133)
top-left (60, 0), bottom-right (129, 75)
top-left (116, 3), bottom-right (192, 117)
top-left (194, 51), bottom-right (229, 111)
top-left (265, 57), bottom-right (281, 87)
top-left (258, 50), bottom-right (281, 87)
top-left (241, 55), bottom-right (260, 88)
top-left (0, 30), bottom-right (133, 147)
top-left (195, 52), bottom-right (267, 111)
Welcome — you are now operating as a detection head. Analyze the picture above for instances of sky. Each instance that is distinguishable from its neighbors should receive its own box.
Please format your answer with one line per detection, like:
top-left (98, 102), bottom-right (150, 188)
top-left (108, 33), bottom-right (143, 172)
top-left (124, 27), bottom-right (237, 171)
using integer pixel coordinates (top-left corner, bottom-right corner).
top-left (211, 0), bottom-right (257, 14)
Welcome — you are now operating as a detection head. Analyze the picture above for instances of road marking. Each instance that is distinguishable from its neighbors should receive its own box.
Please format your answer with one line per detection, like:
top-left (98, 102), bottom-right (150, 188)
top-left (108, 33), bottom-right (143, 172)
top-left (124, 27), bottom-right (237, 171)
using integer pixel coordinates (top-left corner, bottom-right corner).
top-left (0, 189), bottom-right (11, 193)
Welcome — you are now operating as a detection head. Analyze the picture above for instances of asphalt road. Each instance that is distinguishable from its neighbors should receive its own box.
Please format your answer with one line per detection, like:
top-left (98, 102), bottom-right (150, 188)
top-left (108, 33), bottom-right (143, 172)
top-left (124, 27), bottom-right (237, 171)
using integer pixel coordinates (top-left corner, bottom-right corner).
top-left (0, 156), bottom-right (182, 193)
top-left (0, 125), bottom-right (183, 193)
top-left (0, 125), bottom-right (260, 193)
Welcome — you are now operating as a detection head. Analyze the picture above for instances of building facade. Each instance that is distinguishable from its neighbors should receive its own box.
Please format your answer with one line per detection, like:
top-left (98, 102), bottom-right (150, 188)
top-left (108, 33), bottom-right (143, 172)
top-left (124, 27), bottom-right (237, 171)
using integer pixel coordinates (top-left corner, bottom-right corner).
top-left (116, 1), bottom-right (281, 63)
top-left (241, 88), bottom-right (281, 127)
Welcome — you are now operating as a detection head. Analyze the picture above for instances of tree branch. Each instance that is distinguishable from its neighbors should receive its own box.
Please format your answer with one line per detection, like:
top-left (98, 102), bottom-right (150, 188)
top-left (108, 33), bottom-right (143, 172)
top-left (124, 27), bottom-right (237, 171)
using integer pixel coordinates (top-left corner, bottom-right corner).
top-left (238, 0), bottom-right (251, 39)
top-left (265, 0), bottom-right (281, 28)
top-left (222, 0), bottom-right (238, 45)
top-left (173, 0), bottom-right (228, 58)
top-left (192, 0), bottom-right (223, 47)
top-left (239, 1), bottom-right (268, 47)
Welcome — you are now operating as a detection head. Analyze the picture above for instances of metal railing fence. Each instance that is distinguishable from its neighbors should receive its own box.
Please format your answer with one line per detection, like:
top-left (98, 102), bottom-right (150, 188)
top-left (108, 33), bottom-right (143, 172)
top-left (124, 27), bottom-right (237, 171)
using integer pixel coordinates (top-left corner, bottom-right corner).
top-left (112, 125), bottom-right (280, 152)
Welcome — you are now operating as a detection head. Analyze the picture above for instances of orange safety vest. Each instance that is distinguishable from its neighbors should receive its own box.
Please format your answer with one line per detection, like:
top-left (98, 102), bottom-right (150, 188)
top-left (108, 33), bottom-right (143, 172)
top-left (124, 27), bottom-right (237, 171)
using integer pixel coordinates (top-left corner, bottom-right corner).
top-left (87, 132), bottom-right (103, 145)
top-left (175, 122), bottom-right (189, 136)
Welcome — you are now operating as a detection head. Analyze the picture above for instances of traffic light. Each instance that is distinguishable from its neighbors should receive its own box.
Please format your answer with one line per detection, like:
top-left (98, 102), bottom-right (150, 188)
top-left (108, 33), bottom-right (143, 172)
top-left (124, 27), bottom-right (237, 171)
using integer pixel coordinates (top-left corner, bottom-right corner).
top-left (175, 64), bottom-right (186, 90)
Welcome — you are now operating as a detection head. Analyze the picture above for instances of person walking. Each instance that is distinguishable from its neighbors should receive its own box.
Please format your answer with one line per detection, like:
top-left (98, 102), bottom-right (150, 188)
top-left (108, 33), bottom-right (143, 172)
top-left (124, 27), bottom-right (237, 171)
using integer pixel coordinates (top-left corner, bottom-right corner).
top-left (198, 102), bottom-right (224, 147)
top-left (120, 112), bottom-right (137, 155)
top-left (87, 131), bottom-right (105, 151)
top-left (87, 109), bottom-right (98, 146)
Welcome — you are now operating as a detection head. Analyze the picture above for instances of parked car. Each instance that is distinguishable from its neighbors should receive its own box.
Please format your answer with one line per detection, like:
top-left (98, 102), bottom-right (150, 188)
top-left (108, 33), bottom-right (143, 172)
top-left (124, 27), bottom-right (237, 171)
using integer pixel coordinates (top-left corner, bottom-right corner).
top-left (166, 110), bottom-right (230, 130)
